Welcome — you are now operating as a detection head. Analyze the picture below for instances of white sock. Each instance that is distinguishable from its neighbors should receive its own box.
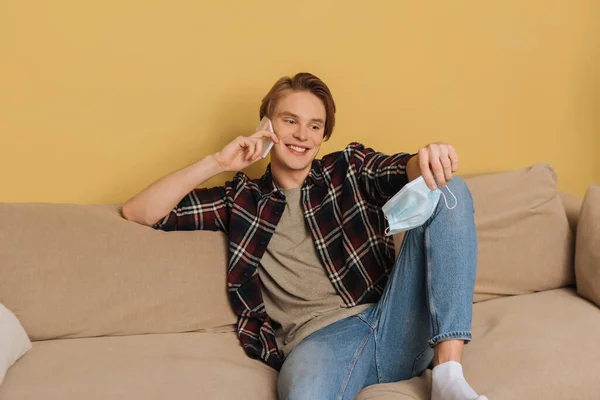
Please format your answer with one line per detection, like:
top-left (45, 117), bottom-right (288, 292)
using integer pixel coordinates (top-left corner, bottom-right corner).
top-left (431, 361), bottom-right (487, 400)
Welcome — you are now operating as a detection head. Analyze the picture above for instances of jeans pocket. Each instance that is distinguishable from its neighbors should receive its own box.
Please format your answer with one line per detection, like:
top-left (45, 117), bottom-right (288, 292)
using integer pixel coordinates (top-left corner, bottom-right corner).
top-left (411, 346), bottom-right (434, 377)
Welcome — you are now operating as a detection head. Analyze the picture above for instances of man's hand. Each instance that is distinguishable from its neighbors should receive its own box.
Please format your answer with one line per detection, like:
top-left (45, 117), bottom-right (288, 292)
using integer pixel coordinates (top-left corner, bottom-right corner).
top-left (406, 142), bottom-right (459, 190)
top-left (214, 119), bottom-right (279, 172)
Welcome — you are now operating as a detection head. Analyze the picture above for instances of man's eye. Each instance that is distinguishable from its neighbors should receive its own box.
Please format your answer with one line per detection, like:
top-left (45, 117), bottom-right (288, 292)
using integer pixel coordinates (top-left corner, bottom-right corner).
top-left (311, 125), bottom-right (321, 130)
top-left (286, 119), bottom-right (295, 124)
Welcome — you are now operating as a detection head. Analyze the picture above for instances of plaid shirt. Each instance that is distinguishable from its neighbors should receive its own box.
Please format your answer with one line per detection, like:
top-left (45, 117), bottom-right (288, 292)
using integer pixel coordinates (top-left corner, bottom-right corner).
top-left (153, 142), bottom-right (415, 370)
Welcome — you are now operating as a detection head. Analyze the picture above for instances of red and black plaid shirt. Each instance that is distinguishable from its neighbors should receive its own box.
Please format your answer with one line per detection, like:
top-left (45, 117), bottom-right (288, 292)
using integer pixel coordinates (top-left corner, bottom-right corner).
top-left (153, 142), bottom-right (415, 370)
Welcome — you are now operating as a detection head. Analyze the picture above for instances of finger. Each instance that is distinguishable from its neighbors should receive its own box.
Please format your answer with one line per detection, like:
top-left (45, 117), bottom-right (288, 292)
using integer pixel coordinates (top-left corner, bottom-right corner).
top-left (235, 138), bottom-right (249, 162)
top-left (252, 130), bottom-right (279, 144)
top-left (439, 145), bottom-right (453, 182)
top-left (448, 144), bottom-right (459, 172)
top-left (239, 138), bottom-right (255, 161)
top-left (251, 138), bottom-right (263, 160)
top-left (248, 140), bottom-right (257, 161)
top-left (429, 145), bottom-right (447, 189)
top-left (418, 149), bottom-right (437, 191)
top-left (236, 136), bottom-right (249, 153)
top-left (267, 131), bottom-right (279, 144)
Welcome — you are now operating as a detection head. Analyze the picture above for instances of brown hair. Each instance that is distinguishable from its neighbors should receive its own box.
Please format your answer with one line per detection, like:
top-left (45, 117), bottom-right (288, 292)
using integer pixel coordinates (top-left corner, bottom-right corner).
top-left (259, 72), bottom-right (336, 141)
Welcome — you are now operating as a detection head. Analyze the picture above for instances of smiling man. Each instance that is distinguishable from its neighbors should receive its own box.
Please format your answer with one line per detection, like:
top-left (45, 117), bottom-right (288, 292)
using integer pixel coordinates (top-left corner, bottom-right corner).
top-left (122, 73), bottom-right (485, 400)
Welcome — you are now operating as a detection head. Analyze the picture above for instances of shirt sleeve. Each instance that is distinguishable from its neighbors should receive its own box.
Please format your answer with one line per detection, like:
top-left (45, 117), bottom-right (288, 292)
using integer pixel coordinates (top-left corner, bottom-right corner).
top-left (151, 177), bottom-right (237, 233)
top-left (348, 142), bottom-right (417, 207)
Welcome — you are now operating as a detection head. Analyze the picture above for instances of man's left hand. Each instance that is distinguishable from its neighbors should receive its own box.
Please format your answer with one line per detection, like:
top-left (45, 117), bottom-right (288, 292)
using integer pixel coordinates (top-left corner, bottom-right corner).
top-left (406, 142), bottom-right (459, 190)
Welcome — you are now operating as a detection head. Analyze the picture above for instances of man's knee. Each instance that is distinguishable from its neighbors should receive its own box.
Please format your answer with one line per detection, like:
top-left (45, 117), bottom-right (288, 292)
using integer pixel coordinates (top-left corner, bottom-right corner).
top-left (439, 176), bottom-right (474, 215)
top-left (446, 176), bottom-right (472, 201)
top-left (442, 175), bottom-right (463, 194)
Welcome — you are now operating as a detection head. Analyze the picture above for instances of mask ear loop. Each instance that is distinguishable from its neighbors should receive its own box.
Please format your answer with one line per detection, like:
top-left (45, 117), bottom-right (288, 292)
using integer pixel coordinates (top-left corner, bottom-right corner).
top-left (441, 185), bottom-right (458, 209)
top-left (383, 214), bottom-right (391, 235)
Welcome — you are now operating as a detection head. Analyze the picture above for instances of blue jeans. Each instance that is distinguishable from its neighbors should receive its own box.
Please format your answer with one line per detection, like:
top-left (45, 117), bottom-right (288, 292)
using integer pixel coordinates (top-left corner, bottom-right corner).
top-left (277, 177), bottom-right (478, 400)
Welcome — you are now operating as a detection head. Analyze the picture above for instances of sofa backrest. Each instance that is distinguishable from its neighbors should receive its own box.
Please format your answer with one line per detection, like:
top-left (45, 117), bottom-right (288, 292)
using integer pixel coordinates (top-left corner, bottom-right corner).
top-left (0, 163), bottom-right (580, 341)
top-left (0, 204), bottom-right (236, 341)
top-left (390, 163), bottom-right (577, 303)
top-left (461, 163), bottom-right (576, 302)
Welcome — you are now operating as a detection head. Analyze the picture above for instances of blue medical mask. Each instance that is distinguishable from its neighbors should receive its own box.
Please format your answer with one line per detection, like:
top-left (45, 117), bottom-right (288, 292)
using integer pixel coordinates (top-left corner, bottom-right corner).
top-left (382, 176), bottom-right (457, 236)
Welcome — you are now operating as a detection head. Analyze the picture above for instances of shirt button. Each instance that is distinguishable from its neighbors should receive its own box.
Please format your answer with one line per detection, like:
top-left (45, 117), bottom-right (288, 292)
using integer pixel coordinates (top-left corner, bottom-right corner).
top-left (260, 240), bottom-right (267, 246)
top-left (274, 209), bottom-right (281, 216)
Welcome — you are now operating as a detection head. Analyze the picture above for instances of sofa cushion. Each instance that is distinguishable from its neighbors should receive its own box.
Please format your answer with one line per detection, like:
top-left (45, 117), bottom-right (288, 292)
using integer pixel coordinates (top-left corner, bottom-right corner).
top-left (0, 163), bottom-right (577, 340)
top-left (575, 184), bottom-right (600, 306)
top-left (461, 163), bottom-right (574, 302)
top-left (559, 191), bottom-right (583, 234)
top-left (357, 288), bottom-right (600, 399)
top-left (0, 203), bottom-right (236, 341)
top-left (4, 289), bottom-right (597, 400)
top-left (0, 331), bottom-right (277, 400)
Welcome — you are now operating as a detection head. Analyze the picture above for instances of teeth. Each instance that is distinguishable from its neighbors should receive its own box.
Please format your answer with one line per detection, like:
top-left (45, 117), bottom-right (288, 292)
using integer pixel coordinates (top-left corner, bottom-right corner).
top-left (288, 145), bottom-right (307, 153)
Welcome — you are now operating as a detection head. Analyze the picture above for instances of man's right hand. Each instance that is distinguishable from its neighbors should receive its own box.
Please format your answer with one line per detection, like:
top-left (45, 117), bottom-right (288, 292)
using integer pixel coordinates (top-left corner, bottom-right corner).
top-left (122, 119), bottom-right (279, 227)
top-left (214, 119), bottom-right (279, 172)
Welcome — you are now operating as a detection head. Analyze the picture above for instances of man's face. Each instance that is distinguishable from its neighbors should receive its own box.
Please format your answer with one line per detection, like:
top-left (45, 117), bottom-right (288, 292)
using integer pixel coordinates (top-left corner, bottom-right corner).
top-left (270, 90), bottom-right (326, 174)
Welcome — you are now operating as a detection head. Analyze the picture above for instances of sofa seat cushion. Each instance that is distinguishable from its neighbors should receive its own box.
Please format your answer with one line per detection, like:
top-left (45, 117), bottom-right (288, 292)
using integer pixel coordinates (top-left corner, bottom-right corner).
top-left (0, 332), bottom-right (277, 400)
top-left (3, 289), bottom-right (598, 400)
top-left (357, 288), bottom-right (600, 399)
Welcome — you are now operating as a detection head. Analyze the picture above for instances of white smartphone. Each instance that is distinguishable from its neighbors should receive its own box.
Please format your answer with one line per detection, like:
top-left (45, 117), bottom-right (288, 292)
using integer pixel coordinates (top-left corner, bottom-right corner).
top-left (256, 116), bottom-right (275, 158)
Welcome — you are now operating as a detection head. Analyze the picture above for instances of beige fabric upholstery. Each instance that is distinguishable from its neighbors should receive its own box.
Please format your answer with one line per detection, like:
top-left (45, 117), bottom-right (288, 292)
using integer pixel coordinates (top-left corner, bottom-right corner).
top-left (4, 289), bottom-right (597, 400)
top-left (560, 191), bottom-right (583, 234)
top-left (0, 165), bottom-right (592, 400)
top-left (461, 163), bottom-right (574, 302)
top-left (393, 165), bottom-right (575, 303)
top-left (357, 372), bottom-right (431, 399)
top-left (0, 164), bottom-right (577, 341)
top-left (0, 332), bottom-right (277, 400)
top-left (575, 184), bottom-right (600, 306)
top-left (357, 288), bottom-right (600, 399)
top-left (0, 203), bottom-right (236, 341)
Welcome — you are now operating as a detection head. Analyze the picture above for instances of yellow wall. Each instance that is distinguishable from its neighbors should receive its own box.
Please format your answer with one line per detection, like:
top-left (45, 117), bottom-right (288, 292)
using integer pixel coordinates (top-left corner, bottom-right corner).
top-left (1, 1), bottom-right (598, 203)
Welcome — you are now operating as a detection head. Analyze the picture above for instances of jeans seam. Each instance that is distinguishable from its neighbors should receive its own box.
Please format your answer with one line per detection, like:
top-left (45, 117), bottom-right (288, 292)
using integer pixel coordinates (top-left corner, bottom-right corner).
top-left (338, 329), bottom-right (373, 400)
top-left (428, 331), bottom-right (473, 347)
top-left (356, 313), bottom-right (377, 330)
top-left (424, 228), bottom-right (440, 338)
top-left (373, 330), bottom-right (383, 383)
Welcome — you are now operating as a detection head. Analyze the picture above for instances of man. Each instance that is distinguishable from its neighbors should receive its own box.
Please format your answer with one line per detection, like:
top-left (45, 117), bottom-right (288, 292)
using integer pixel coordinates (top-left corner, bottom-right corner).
top-left (122, 72), bottom-right (485, 400)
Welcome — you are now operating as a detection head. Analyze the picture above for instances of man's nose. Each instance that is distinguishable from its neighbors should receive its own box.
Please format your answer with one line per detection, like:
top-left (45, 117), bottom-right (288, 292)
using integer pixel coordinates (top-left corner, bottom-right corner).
top-left (294, 125), bottom-right (308, 140)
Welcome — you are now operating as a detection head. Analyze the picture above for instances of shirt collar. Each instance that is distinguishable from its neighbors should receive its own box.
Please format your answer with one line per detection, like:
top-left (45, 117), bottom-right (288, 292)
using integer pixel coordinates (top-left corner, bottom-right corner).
top-left (258, 159), bottom-right (326, 197)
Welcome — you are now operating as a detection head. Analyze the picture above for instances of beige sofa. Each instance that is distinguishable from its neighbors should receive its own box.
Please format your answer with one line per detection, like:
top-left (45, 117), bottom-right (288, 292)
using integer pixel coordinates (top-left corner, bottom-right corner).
top-left (1, 163), bottom-right (599, 399)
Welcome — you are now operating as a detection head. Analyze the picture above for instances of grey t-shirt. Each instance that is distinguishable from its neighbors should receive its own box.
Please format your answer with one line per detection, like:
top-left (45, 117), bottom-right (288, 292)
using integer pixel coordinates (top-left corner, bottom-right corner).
top-left (257, 186), bottom-right (373, 357)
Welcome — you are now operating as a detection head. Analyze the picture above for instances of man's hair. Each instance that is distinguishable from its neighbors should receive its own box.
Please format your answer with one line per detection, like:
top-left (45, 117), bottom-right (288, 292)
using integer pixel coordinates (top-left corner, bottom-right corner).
top-left (259, 72), bottom-right (336, 141)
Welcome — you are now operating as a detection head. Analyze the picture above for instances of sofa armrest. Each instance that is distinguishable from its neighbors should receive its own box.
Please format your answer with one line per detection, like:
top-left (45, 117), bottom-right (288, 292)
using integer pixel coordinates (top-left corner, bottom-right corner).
top-left (574, 185), bottom-right (600, 307)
